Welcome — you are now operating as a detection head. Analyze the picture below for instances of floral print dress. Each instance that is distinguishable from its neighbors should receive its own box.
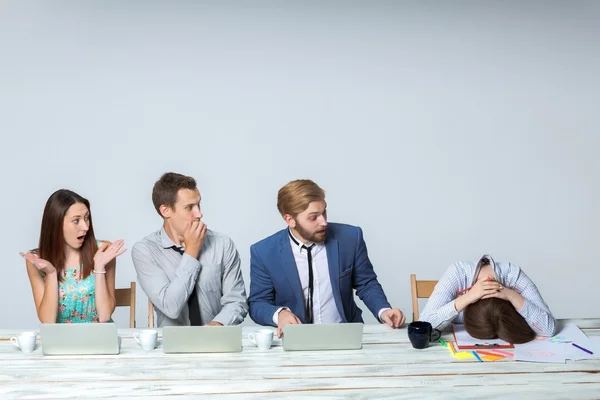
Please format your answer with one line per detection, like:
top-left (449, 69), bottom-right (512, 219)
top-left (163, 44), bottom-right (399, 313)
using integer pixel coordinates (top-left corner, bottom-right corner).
top-left (56, 267), bottom-right (99, 323)
top-left (39, 263), bottom-right (99, 323)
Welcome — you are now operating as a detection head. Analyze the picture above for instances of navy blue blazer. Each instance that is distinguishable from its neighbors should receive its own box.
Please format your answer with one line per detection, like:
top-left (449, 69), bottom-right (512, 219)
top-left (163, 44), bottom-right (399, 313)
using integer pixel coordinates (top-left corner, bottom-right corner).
top-left (248, 222), bottom-right (391, 326)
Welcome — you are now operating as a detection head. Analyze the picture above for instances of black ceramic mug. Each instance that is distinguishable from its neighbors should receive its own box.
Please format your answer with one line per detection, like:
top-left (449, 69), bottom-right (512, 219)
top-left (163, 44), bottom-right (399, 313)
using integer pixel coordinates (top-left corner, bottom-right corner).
top-left (408, 321), bottom-right (441, 349)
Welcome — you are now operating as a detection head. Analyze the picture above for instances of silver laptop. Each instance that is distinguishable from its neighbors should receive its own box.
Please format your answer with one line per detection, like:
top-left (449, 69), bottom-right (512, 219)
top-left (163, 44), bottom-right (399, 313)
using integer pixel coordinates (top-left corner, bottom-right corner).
top-left (282, 323), bottom-right (364, 351)
top-left (40, 323), bottom-right (120, 355)
top-left (162, 326), bottom-right (242, 353)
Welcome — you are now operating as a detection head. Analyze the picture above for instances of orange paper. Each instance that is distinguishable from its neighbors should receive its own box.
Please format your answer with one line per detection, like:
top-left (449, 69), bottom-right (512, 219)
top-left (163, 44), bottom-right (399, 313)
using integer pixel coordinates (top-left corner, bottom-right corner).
top-left (481, 354), bottom-right (504, 362)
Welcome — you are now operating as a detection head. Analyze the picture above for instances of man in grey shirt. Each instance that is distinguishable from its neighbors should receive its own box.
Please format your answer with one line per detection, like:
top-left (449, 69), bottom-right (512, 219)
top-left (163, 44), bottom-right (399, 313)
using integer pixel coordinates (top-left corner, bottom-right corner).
top-left (132, 172), bottom-right (248, 327)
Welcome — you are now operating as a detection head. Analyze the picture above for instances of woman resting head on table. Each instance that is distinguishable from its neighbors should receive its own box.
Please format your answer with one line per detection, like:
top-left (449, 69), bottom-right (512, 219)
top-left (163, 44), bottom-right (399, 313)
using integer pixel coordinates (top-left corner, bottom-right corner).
top-left (420, 254), bottom-right (556, 343)
top-left (20, 189), bottom-right (126, 324)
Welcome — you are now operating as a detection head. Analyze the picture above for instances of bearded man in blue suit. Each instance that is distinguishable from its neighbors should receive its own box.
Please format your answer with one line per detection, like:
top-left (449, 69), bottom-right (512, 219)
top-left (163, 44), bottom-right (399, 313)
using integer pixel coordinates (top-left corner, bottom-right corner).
top-left (248, 179), bottom-right (405, 337)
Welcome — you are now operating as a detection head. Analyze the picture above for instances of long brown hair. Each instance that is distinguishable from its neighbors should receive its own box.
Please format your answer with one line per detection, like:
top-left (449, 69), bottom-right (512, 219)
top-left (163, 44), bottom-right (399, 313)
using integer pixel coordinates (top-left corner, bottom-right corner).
top-left (37, 189), bottom-right (98, 281)
top-left (463, 297), bottom-right (536, 344)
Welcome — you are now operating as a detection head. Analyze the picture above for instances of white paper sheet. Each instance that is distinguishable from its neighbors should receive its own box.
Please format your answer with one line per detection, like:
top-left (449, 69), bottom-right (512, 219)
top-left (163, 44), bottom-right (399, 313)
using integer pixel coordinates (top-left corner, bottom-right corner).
top-left (566, 337), bottom-right (600, 361)
top-left (544, 322), bottom-right (589, 343)
top-left (452, 324), bottom-right (512, 348)
top-left (514, 341), bottom-right (566, 363)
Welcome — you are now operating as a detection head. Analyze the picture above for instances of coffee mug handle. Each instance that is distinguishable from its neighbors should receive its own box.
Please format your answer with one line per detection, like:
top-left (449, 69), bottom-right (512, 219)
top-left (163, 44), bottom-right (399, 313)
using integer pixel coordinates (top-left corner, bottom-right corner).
top-left (431, 329), bottom-right (442, 342)
top-left (10, 337), bottom-right (19, 349)
top-left (134, 333), bottom-right (141, 346)
top-left (248, 333), bottom-right (257, 346)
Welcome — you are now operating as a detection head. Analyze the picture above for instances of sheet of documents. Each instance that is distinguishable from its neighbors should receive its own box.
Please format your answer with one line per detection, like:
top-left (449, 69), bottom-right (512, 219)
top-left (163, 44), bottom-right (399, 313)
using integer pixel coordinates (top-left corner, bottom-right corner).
top-left (452, 323), bottom-right (512, 348)
top-left (566, 337), bottom-right (600, 361)
top-left (545, 322), bottom-right (589, 343)
top-left (514, 341), bottom-right (566, 363)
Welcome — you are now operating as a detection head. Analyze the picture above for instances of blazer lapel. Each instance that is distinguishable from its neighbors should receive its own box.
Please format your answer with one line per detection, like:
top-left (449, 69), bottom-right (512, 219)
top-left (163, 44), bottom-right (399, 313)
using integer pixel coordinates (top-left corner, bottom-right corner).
top-left (279, 232), bottom-right (305, 322)
top-left (325, 229), bottom-right (346, 322)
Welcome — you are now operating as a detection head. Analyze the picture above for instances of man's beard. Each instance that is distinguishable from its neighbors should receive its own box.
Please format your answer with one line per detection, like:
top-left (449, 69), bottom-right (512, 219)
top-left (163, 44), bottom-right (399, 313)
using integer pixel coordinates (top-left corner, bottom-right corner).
top-left (295, 221), bottom-right (327, 243)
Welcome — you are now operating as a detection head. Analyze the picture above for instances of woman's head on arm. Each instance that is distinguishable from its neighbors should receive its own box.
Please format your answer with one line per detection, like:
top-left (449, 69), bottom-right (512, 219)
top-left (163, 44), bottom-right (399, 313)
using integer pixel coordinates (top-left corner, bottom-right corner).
top-left (463, 297), bottom-right (536, 344)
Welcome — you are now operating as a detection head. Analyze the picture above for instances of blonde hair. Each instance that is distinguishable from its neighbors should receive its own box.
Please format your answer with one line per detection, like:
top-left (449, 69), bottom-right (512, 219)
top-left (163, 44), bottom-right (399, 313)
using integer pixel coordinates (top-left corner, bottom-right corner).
top-left (277, 179), bottom-right (325, 217)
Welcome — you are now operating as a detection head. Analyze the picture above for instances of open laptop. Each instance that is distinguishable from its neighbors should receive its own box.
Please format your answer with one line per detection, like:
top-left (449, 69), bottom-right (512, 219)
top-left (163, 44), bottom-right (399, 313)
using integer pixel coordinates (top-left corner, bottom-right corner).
top-left (162, 326), bottom-right (242, 353)
top-left (40, 323), bottom-right (120, 355)
top-left (282, 323), bottom-right (364, 351)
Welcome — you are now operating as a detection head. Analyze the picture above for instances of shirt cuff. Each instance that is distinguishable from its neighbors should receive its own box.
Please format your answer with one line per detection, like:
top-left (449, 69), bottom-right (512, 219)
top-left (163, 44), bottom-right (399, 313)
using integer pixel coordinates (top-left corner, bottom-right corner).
top-left (181, 253), bottom-right (201, 274)
top-left (272, 307), bottom-right (290, 325)
top-left (211, 313), bottom-right (235, 326)
top-left (378, 308), bottom-right (391, 322)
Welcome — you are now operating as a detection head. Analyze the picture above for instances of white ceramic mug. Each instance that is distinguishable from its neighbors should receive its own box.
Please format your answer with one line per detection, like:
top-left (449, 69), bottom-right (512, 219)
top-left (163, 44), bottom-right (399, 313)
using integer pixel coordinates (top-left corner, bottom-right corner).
top-left (134, 329), bottom-right (158, 352)
top-left (248, 329), bottom-right (274, 351)
top-left (10, 332), bottom-right (38, 353)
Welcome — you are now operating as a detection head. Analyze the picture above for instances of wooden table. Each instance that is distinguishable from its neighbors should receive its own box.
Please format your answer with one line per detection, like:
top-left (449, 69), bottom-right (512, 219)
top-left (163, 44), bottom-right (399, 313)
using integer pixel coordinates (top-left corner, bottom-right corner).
top-left (1, 319), bottom-right (599, 399)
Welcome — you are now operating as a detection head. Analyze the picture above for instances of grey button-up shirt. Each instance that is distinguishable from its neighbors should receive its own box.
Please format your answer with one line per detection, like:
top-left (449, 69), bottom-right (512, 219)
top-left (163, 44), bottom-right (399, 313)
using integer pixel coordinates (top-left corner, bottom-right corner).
top-left (131, 227), bottom-right (248, 327)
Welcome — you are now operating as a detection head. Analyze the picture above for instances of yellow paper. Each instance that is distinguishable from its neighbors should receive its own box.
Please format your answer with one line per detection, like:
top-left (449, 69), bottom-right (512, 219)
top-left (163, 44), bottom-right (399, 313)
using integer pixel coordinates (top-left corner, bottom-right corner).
top-left (452, 351), bottom-right (474, 360)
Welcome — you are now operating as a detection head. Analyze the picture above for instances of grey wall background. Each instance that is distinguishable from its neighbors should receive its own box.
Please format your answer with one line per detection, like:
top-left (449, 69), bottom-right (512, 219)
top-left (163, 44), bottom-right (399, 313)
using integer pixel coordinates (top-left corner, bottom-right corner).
top-left (1, 1), bottom-right (599, 329)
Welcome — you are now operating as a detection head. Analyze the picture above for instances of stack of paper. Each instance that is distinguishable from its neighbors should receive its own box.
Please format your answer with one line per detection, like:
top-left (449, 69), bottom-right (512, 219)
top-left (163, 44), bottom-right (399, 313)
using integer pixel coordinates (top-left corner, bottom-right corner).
top-left (450, 322), bottom-right (598, 363)
top-left (514, 322), bottom-right (597, 363)
top-left (514, 340), bottom-right (567, 363)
